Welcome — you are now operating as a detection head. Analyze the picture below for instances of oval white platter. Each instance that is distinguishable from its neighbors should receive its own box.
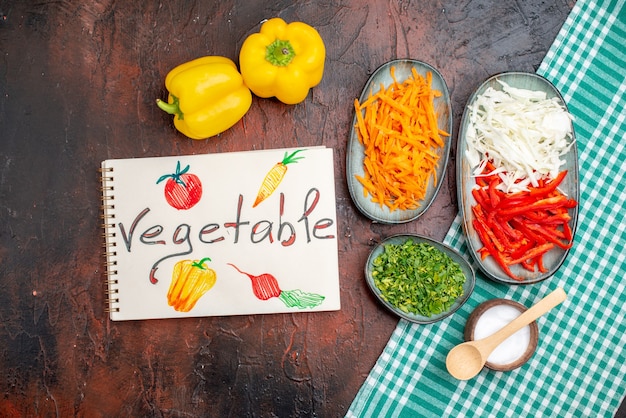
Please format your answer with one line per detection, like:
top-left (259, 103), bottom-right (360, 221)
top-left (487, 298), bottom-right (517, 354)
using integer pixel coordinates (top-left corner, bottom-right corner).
top-left (347, 59), bottom-right (453, 224)
top-left (457, 72), bottom-right (580, 284)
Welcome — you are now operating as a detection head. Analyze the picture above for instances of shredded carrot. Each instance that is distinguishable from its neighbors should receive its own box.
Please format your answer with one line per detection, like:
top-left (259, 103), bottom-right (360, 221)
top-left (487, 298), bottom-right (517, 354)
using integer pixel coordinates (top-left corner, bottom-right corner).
top-left (354, 67), bottom-right (449, 211)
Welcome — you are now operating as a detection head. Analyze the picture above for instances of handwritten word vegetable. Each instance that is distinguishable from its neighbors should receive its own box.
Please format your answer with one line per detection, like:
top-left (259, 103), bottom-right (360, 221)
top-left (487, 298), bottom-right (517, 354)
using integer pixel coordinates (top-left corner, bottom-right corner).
top-left (239, 18), bottom-right (325, 104)
top-left (253, 149), bottom-right (304, 207)
top-left (465, 81), bottom-right (573, 193)
top-left (371, 240), bottom-right (465, 317)
top-left (354, 67), bottom-right (449, 211)
top-left (118, 188), bottom-right (335, 284)
top-left (471, 163), bottom-right (577, 281)
top-left (157, 161), bottom-right (203, 210)
top-left (167, 257), bottom-right (217, 312)
top-left (156, 56), bottom-right (252, 140)
top-left (228, 263), bottom-right (325, 309)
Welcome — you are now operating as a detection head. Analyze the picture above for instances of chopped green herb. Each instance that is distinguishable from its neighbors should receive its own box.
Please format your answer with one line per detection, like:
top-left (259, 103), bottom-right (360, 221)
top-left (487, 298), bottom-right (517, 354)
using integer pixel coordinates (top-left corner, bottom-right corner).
top-left (371, 240), bottom-right (466, 317)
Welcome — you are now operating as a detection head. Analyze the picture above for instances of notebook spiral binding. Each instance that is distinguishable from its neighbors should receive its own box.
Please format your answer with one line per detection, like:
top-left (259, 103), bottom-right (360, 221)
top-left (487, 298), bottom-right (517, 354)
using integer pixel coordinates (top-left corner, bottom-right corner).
top-left (99, 165), bottom-right (120, 314)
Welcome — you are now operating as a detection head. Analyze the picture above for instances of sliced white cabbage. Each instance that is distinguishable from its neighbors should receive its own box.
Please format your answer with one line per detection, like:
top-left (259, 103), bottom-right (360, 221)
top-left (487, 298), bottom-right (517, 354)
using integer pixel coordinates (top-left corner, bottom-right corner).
top-left (466, 81), bottom-right (574, 193)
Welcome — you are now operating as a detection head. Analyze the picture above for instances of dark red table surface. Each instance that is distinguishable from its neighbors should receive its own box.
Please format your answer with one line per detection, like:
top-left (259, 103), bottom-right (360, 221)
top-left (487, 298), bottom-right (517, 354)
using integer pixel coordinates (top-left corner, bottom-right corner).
top-left (2, 1), bottom-right (625, 417)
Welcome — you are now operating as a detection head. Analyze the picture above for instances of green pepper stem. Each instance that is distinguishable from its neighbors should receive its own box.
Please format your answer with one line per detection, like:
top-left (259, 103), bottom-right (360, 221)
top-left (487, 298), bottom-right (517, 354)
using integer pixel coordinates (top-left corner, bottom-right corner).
top-left (266, 39), bottom-right (296, 67)
top-left (192, 257), bottom-right (212, 270)
top-left (156, 96), bottom-right (184, 120)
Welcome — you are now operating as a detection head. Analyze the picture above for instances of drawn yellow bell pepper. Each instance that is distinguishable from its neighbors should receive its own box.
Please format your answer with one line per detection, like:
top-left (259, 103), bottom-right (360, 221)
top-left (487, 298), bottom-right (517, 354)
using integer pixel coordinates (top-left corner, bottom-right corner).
top-left (239, 18), bottom-right (325, 105)
top-left (167, 257), bottom-right (217, 312)
top-left (156, 56), bottom-right (252, 140)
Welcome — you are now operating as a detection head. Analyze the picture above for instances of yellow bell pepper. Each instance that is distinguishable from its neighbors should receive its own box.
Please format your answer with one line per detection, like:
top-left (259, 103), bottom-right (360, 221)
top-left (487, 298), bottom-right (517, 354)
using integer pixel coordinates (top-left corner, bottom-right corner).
top-left (156, 56), bottom-right (252, 140)
top-left (167, 257), bottom-right (217, 312)
top-left (239, 18), bottom-right (325, 105)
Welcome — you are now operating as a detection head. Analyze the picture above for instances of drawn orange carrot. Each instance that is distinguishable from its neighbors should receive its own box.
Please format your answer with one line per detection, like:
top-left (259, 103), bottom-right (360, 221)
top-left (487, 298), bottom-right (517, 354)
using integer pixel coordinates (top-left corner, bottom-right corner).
top-left (253, 149), bottom-right (305, 207)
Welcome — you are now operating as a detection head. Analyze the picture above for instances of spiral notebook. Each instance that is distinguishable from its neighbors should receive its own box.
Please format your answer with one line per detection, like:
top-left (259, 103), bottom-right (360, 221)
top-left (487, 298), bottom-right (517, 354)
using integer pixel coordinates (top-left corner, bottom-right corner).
top-left (100, 146), bottom-right (341, 321)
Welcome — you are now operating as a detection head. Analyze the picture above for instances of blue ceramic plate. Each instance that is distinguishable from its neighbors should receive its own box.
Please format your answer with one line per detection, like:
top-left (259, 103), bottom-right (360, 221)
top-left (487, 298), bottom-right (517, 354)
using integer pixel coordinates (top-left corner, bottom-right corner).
top-left (365, 234), bottom-right (475, 324)
top-left (347, 59), bottom-right (452, 224)
top-left (457, 72), bottom-right (579, 284)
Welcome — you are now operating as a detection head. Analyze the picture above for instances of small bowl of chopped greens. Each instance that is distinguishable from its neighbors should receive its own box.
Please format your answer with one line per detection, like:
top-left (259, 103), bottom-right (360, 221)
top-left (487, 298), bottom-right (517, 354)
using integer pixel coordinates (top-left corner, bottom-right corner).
top-left (365, 234), bottom-right (475, 324)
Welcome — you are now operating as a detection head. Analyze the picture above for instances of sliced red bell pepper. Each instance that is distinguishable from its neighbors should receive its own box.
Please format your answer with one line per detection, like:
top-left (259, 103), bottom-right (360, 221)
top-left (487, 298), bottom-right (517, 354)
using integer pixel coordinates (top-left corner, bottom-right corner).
top-left (473, 205), bottom-right (505, 253)
top-left (530, 170), bottom-right (568, 197)
top-left (472, 188), bottom-right (490, 210)
top-left (563, 221), bottom-right (573, 241)
top-left (473, 219), bottom-right (519, 281)
top-left (496, 192), bottom-right (533, 209)
top-left (526, 212), bottom-right (572, 225)
top-left (497, 195), bottom-right (574, 218)
top-left (488, 214), bottom-right (521, 251)
top-left (521, 259), bottom-right (536, 272)
top-left (509, 217), bottom-right (548, 245)
top-left (525, 223), bottom-right (573, 250)
top-left (536, 255), bottom-right (547, 273)
top-left (475, 176), bottom-right (488, 188)
top-left (488, 178), bottom-right (501, 208)
top-left (470, 162), bottom-right (577, 280)
top-left (505, 242), bottom-right (554, 266)
top-left (498, 218), bottom-right (524, 241)
top-left (509, 239), bottom-right (534, 260)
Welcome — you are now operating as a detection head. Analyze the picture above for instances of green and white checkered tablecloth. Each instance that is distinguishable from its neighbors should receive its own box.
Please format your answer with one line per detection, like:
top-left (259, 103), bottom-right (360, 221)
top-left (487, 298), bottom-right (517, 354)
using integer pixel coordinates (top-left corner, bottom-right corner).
top-left (347, 1), bottom-right (626, 416)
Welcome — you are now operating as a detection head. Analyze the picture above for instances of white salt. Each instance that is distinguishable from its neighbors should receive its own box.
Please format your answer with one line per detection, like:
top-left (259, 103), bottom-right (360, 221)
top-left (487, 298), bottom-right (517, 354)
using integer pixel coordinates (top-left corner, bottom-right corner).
top-left (473, 304), bottom-right (531, 365)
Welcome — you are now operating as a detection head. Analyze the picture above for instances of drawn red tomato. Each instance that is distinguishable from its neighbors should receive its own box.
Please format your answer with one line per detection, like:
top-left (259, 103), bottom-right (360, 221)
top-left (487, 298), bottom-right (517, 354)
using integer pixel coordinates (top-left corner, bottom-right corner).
top-left (157, 161), bottom-right (203, 210)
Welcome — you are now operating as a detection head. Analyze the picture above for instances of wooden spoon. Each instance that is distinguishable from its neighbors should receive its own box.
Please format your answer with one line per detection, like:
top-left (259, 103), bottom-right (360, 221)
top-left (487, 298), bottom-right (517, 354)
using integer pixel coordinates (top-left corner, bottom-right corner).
top-left (446, 287), bottom-right (567, 380)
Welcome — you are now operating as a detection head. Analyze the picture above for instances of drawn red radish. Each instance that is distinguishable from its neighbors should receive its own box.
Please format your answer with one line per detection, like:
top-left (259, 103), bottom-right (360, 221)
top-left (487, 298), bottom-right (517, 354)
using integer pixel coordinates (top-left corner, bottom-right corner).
top-left (227, 263), bottom-right (325, 309)
top-left (157, 161), bottom-right (203, 210)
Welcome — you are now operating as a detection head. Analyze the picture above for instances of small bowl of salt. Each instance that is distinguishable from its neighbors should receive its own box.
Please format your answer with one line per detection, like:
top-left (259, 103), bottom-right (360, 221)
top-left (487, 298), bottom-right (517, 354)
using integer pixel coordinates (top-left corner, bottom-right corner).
top-left (464, 298), bottom-right (539, 372)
